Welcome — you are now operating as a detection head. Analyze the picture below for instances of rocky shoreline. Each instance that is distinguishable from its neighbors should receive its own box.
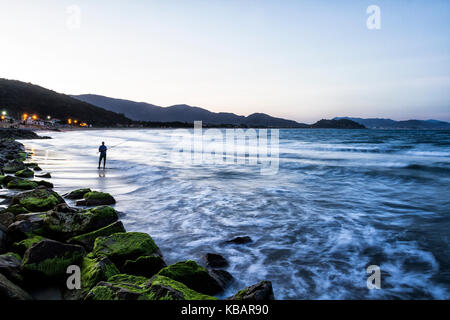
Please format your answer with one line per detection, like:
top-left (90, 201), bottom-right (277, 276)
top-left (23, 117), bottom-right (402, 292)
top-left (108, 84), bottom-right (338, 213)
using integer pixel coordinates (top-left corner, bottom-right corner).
top-left (0, 129), bottom-right (274, 300)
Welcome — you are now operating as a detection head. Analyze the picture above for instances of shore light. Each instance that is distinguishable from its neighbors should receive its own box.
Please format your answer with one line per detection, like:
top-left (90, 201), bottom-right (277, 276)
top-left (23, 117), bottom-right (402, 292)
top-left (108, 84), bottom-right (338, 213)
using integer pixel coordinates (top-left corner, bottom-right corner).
top-left (47, 115), bottom-right (51, 120)
top-left (68, 118), bottom-right (72, 125)
top-left (1, 111), bottom-right (6, 116)
top-left (32, 114), bottom-right (38, 120)
top-left (74, 120), bottom-right (78, 124)
top-left (23, 113), bottom-right (28, 120)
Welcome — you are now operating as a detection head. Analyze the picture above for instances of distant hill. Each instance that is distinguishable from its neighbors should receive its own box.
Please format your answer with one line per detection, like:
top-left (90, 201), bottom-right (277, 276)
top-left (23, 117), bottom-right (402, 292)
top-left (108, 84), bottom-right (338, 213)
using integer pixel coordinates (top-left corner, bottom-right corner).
top-left (334, 117), bottom-right (450, 129)
top-left (311, 119), bottom-right (366, 129)
top-left (72, 94), bottom-right (308, 128)
top-left (0, 79), bottom-right (131, 126)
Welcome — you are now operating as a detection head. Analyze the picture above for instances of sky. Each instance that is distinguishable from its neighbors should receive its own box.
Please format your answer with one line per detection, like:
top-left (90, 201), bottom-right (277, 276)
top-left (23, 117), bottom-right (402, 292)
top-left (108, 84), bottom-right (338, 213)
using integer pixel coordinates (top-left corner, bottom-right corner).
top-left (0, 0), bottom-right (449, 123)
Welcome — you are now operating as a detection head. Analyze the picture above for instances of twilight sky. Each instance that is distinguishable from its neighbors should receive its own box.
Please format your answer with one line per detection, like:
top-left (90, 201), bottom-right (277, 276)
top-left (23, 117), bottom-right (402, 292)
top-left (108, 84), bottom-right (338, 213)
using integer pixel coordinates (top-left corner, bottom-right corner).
top-left (1, 0), bottom-right (449, 122)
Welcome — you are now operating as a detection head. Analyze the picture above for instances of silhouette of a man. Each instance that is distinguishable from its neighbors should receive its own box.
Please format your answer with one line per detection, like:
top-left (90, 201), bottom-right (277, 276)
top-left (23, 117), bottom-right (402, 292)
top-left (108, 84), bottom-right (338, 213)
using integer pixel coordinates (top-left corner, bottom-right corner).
top-left (98, 141), bottom-right (107, 169)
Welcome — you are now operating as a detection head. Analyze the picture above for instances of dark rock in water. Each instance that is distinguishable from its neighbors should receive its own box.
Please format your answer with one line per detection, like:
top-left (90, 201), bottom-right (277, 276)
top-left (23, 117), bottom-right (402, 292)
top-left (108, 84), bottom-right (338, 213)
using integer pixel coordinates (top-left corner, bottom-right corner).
top-left (0, 272), bottom-right (32, 300)
top-left (157, 260), bottom-right (223, 295)
top-left (35, 172), bottom-right (51, 179)
top-left (122, 254), bottom-right (167, 278)
top-left (68, 220), bottom-right (125, 250)
top-left (225, 236), bottom-right (252, 245)
top-left (35, 180), bottom-right (53, 188)
top-left (22, 239), bottom-right (85, 280)
top-left (209, 269), bottom-right (233, 289)
top-left (204, 253), bottom-right (228, 268)
top-left (63, 188), bottom-right (91, 200)
top-left (4, 204), bottom-right (30, 215)
top-left (1, 175), bottom-right (17, 186)
top-left (0, 252), bottom-right (23, 284)
top-left (226, 280), bottom-right (275, 300)
top-left (0, 212), bottom-right (15, 228)
top-left (76, 191), bottom-right (116, 206)
top-left (33, 166), bottom-right (42, 171)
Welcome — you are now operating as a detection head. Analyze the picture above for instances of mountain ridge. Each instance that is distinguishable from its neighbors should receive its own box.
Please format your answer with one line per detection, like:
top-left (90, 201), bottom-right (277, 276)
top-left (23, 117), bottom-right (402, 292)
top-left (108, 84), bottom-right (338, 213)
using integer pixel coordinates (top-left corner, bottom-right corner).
top-left (334, 117), bottom-right (450, 129)
top-left (71, 94), bottom-right (309, 128)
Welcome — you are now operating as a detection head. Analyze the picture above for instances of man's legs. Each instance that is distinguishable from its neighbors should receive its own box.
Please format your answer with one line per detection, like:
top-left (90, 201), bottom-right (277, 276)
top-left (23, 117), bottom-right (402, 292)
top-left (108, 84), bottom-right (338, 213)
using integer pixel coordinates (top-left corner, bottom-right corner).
top-left (102, 155), bottom-right (106, 169)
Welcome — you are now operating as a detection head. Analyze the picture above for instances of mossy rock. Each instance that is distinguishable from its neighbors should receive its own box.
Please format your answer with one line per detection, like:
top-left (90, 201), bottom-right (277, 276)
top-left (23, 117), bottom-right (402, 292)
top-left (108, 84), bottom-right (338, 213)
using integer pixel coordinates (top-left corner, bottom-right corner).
top-left (63, 188), bottom-right (92, 200)
top-left (24, 163), bottom-right (39, 168)
top-left (21, 239), bottom-right (85, 279)
top-left (3, 204), bottom-right (30, 215)
top-left (81, 256), bottom-right (120, 295)
top-left (226, 280), bottom-right (275, 300)
top-left (12, 234), bottom-right (46, 256)
top-left (33, 166), bottom-right (42, 171)
top-left (14, 168), bottom-right (34, 178)
top-left (6, 178), bottom-right (38, 190)
top-left (35, 180), bottom-right (53, 188)
top-left (0, 175), bottom-right (5, 185)
top-left (11, 187), bottom-right (65, 212)
top-left (68, 221), bottom-right (125, 251)
top-left (122, 254), bottom-right (167, 278)
top-left (85, 274), bottom-right (216, 300)
top-left (17, 152), bottom-right (27, 161)
top-left (43, 205), bottom-right (119, 240)
top-left (76, 191), bottom-right (116, 206)
top-left (3, 160), bottom-right (25, 173)
top-left (1, 175), bottom-right (16, 186)
top-left (93, 232), bottom-right (161, 268)
top-left (148, 275), bottom-right (217, 300)
top-left (0, 252), bottom-right (23, 284)
top-left (157, 260), bottom-right (223, 295)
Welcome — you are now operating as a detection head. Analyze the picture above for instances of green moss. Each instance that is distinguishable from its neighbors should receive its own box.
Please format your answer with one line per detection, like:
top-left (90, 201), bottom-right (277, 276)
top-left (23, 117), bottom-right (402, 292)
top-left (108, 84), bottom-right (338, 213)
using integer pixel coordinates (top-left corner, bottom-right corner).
top-left (88, 206), bottom-right (116, 218)
top-left (13, 235), bottom-right (45, 255)
top-left (64, 188), bottom-right (91, 199)
top-left (157, 260), bottom-right (217, 294)
top-left (84, 191), bottom-right (113, 200)
top-left (149, 275), bottom-right (217, 300)
top-left (85, 285), bottom-right (118, 300)
top-left (19, 194), bottom-right (59, 212)
top-left (6, 179), bottom-right (38, 190)
top-left (22, 250), bottom-right (85, 278)
top-left (0, 252), bottom-right (22, 261)
top-left (17, 152), bottom-right (27, 161)
top-left (69, 221), bottom-right (125, 250)
top-left (14, 168), bottom-right (34, 178)
top-left (4, 204), bottom-right (30, 215)
top-left (0, 175), bottom-right (5, 185)
top-left (93, 232), bottom-right (160, 267)
top-left (81, 256), bottom-right (120, 294)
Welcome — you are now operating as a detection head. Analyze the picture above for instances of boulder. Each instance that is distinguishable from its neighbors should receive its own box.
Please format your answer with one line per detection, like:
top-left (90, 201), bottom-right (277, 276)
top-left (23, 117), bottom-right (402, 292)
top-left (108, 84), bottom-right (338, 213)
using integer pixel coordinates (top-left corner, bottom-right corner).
top-left (7, 220), bottom-right (33, 242)
top-left (226, 280), bottom-right (275, 300)
top-left (12, 234), bottom-right (46, 256)
top-left (3, 159), bottom-right (25, 174)
top-left (122, 254), bottom-right (167, 278)
top-left (0, 252), bottom-right (22, 284)
top-left (76, 191), bottom-right (116, 206)
top-left (209, 269), bottom-right (233, 289)
top-left (204, 253), bottom-right (228, 268)
top-left (0, 212), bottom-right (15, 227)
top-left (3, 204), bottom-right (30, 215)
top-left (68, 221), bottom-right (125, 251)
top-left (63, 188), bottom-right (91, 200)
top-left (11, 187), bottom-right (65, 212)
top-left (0, 224), bottom-right (7, 253)
top-left (93, 232), bottom-right (161, 268)
top-left (157, 260), bottom-right (223, 295)
top-left (43, 205), bottom-right (119, 240)
top-left (225, 236), bottom-right (252, 245)
top-left (14, 168), bottom-right (34, 178)
top-left (85, 274), bottom-right (216, 300)
top-left (35, 172), bottom-right (51, 179)
top-left (6, 178), bottom-right (38, 190)
top-left (0, 272), bottom-right (32, 300)
top-left (33, 166), bottom-right (42, 172)
top-left (80, 256), bottom-right (120, 294)
top-left (35, 180), bottom-right (53, 189)
top-left (21, 239), bottom-right (85, 279)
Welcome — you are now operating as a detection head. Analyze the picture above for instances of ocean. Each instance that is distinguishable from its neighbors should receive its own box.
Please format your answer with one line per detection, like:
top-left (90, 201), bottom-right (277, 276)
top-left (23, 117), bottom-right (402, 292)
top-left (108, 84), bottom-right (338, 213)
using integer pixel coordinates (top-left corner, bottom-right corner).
top-left (17, 128), bottom-right (450, 299)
